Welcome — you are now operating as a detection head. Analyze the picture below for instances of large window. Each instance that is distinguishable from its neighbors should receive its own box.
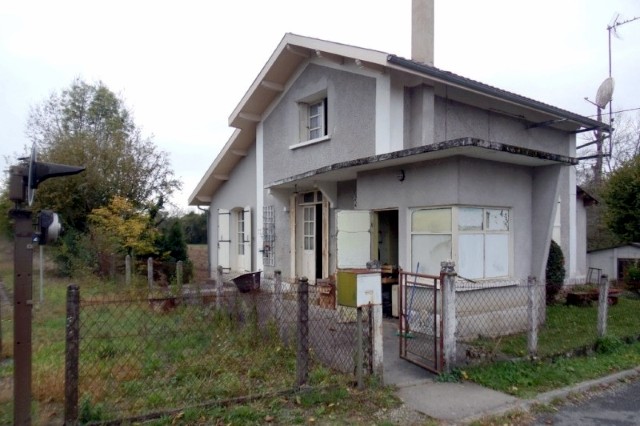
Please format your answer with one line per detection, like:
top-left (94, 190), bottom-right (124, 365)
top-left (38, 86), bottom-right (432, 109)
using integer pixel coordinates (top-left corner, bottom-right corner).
top-left (411, 207), bottom-right (511, 279)
top-left (237, 210), bottom-right (245, 255)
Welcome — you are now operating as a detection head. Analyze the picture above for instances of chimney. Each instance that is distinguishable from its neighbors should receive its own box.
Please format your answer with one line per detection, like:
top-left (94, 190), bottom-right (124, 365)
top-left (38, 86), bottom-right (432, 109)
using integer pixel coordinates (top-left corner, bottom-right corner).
top-left (412, 0), bottom-right (434, 66)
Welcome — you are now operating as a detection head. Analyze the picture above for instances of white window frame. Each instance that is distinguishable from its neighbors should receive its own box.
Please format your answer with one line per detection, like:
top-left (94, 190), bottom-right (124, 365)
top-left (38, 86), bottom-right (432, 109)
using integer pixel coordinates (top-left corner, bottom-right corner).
top-left (291, 93), bottom-right (330, 150)
top-left (410, 206), bottom-right (512, 280)
top-left (237, 210), bottom-right (245, 256)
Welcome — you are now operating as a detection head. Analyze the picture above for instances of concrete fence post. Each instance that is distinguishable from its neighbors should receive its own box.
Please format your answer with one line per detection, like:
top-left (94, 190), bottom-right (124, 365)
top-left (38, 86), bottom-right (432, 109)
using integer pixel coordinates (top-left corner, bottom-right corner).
top-left (371, 301), bottom-right (384, 378)
top-left (296, 276), bottom-right (309, 388)
top-left (176, 260), bottom-right (183, 286)
top-left (147, 257), bottom-right (153, 291)
top-left (597, 274), bottom-right (610, 338)
top-left (125, 255), bottom-right (131, 286)
top-left (216, 266), bottom-right (224, 311)
top-left (64, 284), bottom-right (80, 425)
top-left (440, 260), bottom-right (456, 372)
top-left (527, 276), bottom-right (539, 357)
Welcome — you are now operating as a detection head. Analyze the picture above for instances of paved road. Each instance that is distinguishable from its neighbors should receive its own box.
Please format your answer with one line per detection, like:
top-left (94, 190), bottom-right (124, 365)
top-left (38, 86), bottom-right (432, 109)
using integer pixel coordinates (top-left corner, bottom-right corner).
top-left (534, 377), bottom-right (640, 425)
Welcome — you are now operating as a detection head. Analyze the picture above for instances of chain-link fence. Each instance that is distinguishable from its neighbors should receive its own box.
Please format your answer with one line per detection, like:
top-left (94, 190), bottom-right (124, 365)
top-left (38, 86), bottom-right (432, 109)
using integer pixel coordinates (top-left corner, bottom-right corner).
top-left (453, 277), bottom-right (545, 365)
top-left (65, 277), bottom-right (373, 423)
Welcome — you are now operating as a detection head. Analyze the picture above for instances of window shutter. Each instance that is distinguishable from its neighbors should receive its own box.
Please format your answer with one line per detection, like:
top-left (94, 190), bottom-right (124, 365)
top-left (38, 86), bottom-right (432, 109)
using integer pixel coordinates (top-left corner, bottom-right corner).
top-left (218, 209), bottom-right (231, 272)
top-left (242, 207), bottom-right (252, 271)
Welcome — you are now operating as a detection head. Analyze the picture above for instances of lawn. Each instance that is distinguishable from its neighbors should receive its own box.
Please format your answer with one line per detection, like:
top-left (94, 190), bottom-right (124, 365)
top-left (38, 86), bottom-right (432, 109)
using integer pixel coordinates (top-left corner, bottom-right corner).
top-left (462, 293), bottom-right (640, 398)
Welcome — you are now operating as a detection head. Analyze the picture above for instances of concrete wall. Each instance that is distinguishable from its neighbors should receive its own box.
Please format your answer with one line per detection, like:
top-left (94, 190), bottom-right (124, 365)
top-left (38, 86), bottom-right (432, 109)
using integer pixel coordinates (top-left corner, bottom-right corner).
top-left (207, 145), bottom-right (257, 275)
top-left (433, 97), bottom-right (570, 156)
top-left (356, 156), bottom-right (537, 279)
top-left (262, 63), bottom-right (376, 185)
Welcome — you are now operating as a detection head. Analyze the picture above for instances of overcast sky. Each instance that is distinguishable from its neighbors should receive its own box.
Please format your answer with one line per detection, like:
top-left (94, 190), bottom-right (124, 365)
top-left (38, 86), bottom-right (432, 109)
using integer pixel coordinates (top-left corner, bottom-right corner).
top-left (1, 0), bottom-right (639, 212)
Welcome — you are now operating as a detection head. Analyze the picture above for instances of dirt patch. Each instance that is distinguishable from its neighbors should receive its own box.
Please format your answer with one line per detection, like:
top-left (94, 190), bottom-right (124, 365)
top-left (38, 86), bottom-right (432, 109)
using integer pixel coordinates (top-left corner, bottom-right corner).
top-left (188, 244), bottom-right (209, 283)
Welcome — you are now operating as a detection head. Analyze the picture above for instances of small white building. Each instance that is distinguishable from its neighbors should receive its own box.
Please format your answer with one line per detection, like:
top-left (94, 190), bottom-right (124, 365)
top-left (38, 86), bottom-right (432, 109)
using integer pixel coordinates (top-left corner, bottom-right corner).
top-left (588, 243), bottom-right (640, 282)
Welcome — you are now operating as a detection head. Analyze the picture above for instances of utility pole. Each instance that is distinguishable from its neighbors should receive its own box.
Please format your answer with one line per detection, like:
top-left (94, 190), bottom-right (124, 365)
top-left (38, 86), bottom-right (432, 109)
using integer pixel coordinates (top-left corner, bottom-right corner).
top-left (8, 146), bottom-right (83, 425)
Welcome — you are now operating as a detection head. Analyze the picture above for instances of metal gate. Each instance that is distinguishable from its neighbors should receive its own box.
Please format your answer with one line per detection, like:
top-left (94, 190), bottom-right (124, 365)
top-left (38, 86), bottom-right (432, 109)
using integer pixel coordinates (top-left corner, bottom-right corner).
top-left (398, 271), bottom-right (443, 373)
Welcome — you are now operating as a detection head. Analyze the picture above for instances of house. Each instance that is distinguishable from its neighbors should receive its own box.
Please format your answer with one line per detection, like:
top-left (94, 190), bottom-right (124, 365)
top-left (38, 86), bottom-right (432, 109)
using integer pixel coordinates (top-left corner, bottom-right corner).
top-left (588, 243), bottom-right (640, 283)
top-left (189, 2), bottom-right (608, 294)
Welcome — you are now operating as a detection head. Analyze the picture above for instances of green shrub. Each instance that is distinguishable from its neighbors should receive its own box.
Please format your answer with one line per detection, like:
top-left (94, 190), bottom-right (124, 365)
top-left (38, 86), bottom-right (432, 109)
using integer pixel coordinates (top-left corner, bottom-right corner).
top-left (545, 240), bottom-right (565, 304)
top-left (624, 263), bottom-right (640, 294)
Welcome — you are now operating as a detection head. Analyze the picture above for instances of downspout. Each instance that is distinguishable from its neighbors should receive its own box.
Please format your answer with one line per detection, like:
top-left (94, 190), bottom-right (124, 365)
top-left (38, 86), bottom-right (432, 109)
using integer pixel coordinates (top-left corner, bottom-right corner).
top-left (196, 205), bottom-right (211, 279)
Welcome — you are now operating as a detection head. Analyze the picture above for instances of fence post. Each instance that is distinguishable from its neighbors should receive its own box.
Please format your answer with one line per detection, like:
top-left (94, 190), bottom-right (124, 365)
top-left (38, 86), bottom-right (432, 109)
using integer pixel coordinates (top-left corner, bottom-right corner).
top-left (125, 254), bottom-right (131, 286)
top-left (64, 284), bottom-right (80, 425)
top-left (296, 276), bottom-right (309, 388)
top-left (110, 253), bottom-right (116, 281)
top-left (216, 265), bottom-right (224, 311)
top-left (176, 260), bottom-right (183, 288)
top-left (147, 257), bottom-right (153, 291)
top-left (370, 301), bottom-right (384, 378)
top-left (441, 260), bottom-right (456, 372)
top-left (356, 307), bottom-right (364, 389)
top-left (527, 276), bottom-right (539, 357)
top-left (274, 270), bottom-right (284, 341)
top-left (597, 274), bottom-right (610, 338)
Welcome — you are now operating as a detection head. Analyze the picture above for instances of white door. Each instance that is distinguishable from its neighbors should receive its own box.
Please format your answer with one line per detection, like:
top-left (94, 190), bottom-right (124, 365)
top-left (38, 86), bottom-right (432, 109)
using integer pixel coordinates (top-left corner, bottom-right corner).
top-left (218, 209), bottom-right (231, 272)
top-left (301, 205), bottom-right (316, 281)
top-left (336, 210), bottom-right (372, 269)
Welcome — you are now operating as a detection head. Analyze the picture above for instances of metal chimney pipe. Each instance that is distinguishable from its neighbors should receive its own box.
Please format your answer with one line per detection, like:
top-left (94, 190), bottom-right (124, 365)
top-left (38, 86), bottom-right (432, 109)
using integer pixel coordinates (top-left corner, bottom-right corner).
top-left (412, 0), bottom-right (434, 65)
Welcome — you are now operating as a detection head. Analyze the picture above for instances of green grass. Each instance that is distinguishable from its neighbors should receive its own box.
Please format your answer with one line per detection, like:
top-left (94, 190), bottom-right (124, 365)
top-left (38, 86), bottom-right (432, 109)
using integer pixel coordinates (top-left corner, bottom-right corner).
top-left (474, 295), bottom-right (640, 358)
top-left (461, 295), bottom-right (640, 398)
top-left (0, 249), bottom-right (407, 425)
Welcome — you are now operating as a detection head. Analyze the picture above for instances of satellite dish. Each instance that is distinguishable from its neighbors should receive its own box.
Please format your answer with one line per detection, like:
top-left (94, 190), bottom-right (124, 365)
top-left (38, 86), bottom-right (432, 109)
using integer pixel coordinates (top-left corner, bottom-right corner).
top-left (27, 144), bottom-right (37, 206)
top-left (595, 77), bottom-right (615, 109)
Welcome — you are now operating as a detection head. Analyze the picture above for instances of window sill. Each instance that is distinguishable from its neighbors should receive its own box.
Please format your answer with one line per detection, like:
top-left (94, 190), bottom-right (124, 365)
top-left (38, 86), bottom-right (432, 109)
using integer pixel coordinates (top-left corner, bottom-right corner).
top-left (289, 135), bottom-right (330, 150)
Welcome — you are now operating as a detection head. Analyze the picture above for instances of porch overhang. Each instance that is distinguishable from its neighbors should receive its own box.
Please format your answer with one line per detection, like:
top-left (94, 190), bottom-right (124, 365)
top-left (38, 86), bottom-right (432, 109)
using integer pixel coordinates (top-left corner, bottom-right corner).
top-left (266, 136), bottom-right (578, 190)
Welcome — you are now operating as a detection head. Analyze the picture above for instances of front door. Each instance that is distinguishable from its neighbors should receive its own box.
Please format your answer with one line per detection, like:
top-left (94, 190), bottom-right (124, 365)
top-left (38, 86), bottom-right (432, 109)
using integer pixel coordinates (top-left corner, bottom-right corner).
top-left (301, 205), bottom-right (316, 281)
top-left (295, 191), bottom-right (327, 284)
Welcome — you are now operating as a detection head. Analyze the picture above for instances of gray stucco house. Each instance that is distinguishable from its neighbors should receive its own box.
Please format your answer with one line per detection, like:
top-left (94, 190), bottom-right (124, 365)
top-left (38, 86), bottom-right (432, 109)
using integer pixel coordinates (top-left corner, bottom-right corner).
top-left (189, 23), bottom-right (607, 290)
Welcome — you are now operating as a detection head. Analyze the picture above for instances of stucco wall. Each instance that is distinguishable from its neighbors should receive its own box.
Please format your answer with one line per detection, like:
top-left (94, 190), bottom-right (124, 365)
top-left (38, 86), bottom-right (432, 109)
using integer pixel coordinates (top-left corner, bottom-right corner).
top-left (433, 97), bottom-right (571, 156)
top-left (207, 145), bottom-right (257, 275)
top-left (356, 156), bottom-right (535, 279)
top-left (262, 63), bottom-right (376, 185)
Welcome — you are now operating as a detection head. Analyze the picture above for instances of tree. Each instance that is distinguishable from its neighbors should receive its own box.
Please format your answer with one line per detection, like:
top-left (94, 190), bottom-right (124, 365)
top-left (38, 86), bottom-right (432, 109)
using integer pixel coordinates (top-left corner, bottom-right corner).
top-left (88, 195), bottom-right (158, 257)
top-left (546, 240), bottom-right (566, 304)
top-left (602, 154), bottom-right (640, 243)
top-left (26, 79), bottom-right (181, 233)
top-left (180, 211), bottom-right (207, 244)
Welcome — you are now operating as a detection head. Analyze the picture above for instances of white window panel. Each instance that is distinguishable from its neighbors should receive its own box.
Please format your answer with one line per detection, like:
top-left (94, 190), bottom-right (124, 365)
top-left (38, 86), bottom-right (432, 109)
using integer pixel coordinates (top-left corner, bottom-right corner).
top-left (485, 234), bottom-right (509, 277)
top-left (459, 234), bottom-right (484, 278)
top-left (486, 209), bottom-right (509, 231)
top-left (459, 207), bottom-right (483, 231)
top-left (411, 234), bottom-right (452, 276)
top-left (412, 208), bottom-right (451, 233)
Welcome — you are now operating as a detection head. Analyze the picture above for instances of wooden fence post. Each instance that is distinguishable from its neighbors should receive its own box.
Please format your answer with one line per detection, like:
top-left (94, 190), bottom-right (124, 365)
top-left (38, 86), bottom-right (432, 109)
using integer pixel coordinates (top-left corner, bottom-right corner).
top-left (216, 266), bottom-right (223, 311)
top-left (64, 284), bottom-right (80, 425)
top-left (297, 276), bottom-right (309, 388)
top-left (598, 274), bottom-right (610, 338)
top-left (125, 255), bottom-right (131, 286)
top-left (147, 257), bottom-right (153, 291)
top-left (274, 270), bottom-right (284, 341)
top-left (527, 276), bottom-right (539, 356)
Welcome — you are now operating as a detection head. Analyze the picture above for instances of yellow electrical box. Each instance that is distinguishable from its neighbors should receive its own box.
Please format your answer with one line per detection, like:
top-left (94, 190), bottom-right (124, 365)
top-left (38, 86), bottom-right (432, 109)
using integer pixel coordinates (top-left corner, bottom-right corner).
top-left (337, 270), bottom-right (382, 307)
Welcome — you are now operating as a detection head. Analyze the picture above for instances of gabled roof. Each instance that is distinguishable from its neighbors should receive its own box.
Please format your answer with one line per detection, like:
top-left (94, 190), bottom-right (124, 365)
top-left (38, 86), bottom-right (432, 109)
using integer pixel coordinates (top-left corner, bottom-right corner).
top-left (189, 33), bottom-right (609, 205)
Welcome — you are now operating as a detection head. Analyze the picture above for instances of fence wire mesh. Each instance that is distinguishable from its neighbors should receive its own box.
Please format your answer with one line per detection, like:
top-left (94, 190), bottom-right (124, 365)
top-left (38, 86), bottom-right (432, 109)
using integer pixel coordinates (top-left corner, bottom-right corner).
top-left (454, 278), bottom-right (545, 364)
top-left (75, 279), bottom-right (372, 421)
